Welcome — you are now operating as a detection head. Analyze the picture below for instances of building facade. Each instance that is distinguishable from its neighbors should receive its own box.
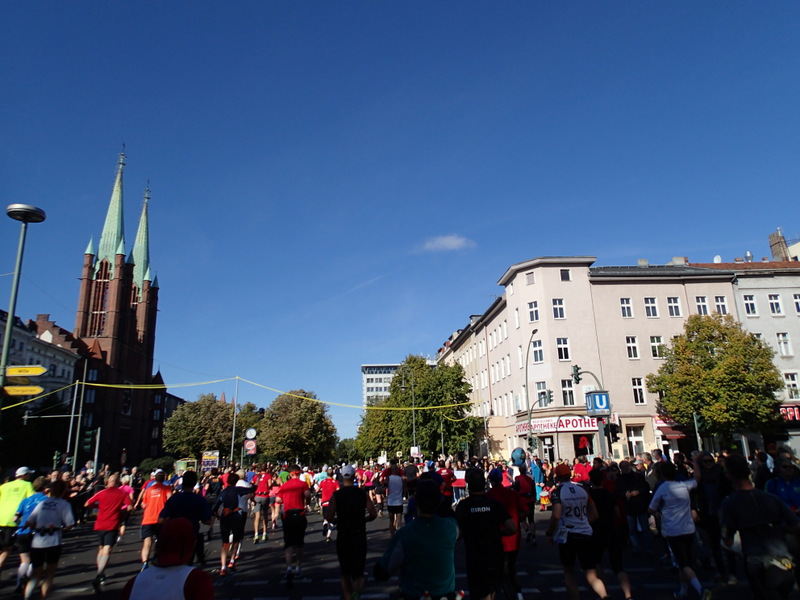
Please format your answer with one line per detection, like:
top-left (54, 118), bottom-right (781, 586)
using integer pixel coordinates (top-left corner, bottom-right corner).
top-left (439, 248), bottom-right (800, 461)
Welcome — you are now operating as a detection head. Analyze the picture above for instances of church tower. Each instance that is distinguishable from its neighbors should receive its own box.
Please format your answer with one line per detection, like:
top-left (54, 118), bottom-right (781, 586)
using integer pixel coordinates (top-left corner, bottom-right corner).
top-left (68, 152), bottom-right (163, 465)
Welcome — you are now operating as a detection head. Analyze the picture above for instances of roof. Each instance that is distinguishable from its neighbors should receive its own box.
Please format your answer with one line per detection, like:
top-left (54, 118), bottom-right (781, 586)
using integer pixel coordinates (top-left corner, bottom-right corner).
top-left (690, 261), bottom-right (800, 273)
top-left (497, 256), bottom-right (596, 286)
top-left (590, 264), bottom-right (735, 280)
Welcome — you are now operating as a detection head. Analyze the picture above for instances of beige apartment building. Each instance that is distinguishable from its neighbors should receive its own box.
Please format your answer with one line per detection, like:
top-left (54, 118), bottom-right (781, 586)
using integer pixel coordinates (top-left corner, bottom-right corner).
top-left (440, 256), bottom-right (751, 461)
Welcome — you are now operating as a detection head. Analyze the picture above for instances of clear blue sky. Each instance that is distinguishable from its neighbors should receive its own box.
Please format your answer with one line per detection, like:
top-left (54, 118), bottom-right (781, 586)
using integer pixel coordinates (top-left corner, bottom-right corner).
top-left (1, 3), bottom-right (799, 439)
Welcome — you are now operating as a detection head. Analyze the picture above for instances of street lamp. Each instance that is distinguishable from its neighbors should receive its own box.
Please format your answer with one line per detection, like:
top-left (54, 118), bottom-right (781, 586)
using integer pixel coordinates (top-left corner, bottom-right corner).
top-left (523, 328), bottom-right (539, 451)
top-left (0, 204), bottom-right (46, 435)
top-left (400, 369), bottom-right (417, 453)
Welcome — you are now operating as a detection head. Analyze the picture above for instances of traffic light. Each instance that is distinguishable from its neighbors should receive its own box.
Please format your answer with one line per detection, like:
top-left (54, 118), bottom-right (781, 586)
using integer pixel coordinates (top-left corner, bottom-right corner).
top-left (53, 450), bottom-right (61, 470)
top-left (546, 389), bottom-right (553, 406)
top-left (81, 429), bottom-right (95, 452)
top-left (609, 423), bottom-right (620, 442)
top-left (693, 412), bottom-right (705, 433)
top-left (572, 365), bottom-right (582, 384)
top-left (527, 436), bottom-right (538, 451)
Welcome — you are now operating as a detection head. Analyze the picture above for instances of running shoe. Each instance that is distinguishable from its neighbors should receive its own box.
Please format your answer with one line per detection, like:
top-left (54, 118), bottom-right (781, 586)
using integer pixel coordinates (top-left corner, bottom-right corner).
top-left (254, 536), bottom-right (260, 544)
top-left (91, 576), bottom-right (102, 594)
top-left (219, 567), bottom-right (228, 577)
top-left (322, 522), bottom-right (328, 537)
top-left (228, 561), bottom-right (237, 571)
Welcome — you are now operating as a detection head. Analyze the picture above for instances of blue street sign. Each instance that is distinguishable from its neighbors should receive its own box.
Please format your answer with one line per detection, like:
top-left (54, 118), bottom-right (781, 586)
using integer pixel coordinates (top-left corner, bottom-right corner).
top-left (585, 391), bottom-right (611, 416)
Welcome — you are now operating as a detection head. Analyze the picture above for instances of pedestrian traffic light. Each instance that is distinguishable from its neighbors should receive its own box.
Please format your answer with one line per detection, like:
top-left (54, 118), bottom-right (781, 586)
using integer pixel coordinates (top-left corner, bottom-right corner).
top-left (609, 423), bottom-right (620, 442)
top-left (546, 389), bottom-right (553, 406)
top-left (82, 429), bottom-right (95, 452)
top-left (572, 365), bottom-right (582, 384)
top-left (53, 450), bottom-right (61, 470)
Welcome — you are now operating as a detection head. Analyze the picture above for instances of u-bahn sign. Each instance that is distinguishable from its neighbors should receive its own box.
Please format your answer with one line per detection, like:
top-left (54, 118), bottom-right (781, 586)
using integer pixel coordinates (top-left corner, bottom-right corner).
top-left (585, 391), bottom-right (611, 417)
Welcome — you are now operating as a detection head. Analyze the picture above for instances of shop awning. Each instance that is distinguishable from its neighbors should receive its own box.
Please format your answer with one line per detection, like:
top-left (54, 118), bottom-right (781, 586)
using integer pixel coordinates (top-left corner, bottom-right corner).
top-left (658, 426), bottom-right (686, 440)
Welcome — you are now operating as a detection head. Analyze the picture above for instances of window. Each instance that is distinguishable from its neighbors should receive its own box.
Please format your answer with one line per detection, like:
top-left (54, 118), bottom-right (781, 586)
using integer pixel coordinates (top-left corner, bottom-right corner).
top-left (744, 295), bottom-right (757, 316)
top-left (644, 297), bottom-right (658, 318)
top-left (532, 340), bottom-right (544, 363)
top-left (777, 333), bottom-right (792, 356)
top-left (560, 269), bottom-right (571, 282)
top-left (632, 378), bottom-right (646, 405)
top-left (626, 336), bottom-right (639, 359)
top-left (525, 272), bottom-right (535, 285)
top-left (620, 298), bottom-right (633, 318)
top-left (696, 296), bottom-right (708, 315)
top-left (561, 379), bottom-right (575, 406)
top-left (536, 381), bottom-right (547, 407)
top-left (152, 426), bottom-right (160, 440)
top-left (552, 298), bottom-right (565, 319)
top-left (667, 297), bottom-right (681, 317)
top-left (88, 369), bottom-right (98, 382)
top-left (503, 320), bottom-right (508, 339)
top-left (508, 283), bottom-right (514, 296)
top-left (715, 295), bottom-right (728, 315)
top-left (153, 409), bottom-right (161, 421)
top-left (794, 294), bottom-right (800, 314)
top-left (83, 413), bottom-right (93, 428)
top-left (770, 294), bottom-right (783, 315)
top-left (650, 335), bottom-right (665, 358)
top-left (528, 301), bottom-right (539, 322)
top-left (556, 338), bottom-right (570, 361)
top-left (786, 373), bottom-right (800, 400)
top-left (517, 345), bottom-right (524, 369)
top-left (514, 308), bottom-right (520, 329)
top-left (154, 394), bottom-right (162, 405)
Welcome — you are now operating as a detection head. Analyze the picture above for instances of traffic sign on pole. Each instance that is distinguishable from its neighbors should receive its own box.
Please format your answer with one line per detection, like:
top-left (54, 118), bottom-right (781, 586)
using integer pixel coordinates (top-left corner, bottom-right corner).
top-left (5, 365), bottom-right (46, 377)
top-left (4, 385), bottom-right (44, 396)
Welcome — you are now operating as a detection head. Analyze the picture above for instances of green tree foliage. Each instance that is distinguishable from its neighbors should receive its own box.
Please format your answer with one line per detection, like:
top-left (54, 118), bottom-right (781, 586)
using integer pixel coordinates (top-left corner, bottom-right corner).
top-left (355, 355), bottom-right (480, 460)
top-left (257, 390), bottom-right (337, 465)
top-left (163, 393), bottom-right (234, 459)
top-left (335, 438), bottom-right (358, 464)
top-left (647, 313), bottom-right (785, 440)
top-left (138, 455), bottom-right (177, 473)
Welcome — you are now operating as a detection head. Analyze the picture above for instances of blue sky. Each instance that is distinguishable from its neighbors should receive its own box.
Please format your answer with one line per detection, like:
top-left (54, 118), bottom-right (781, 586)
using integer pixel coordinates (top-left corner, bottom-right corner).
top-left (1, 3), bottom-right (799, 440)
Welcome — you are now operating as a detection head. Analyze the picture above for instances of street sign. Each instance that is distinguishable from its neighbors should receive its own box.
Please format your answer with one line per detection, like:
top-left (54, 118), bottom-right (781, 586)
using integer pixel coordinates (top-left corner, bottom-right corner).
top-left (244, 439), bottom-right (257, 455)
top-left (6, 365), bottom-right (47, 377)
top-left (585, 391), bottom-right (611, 416)
top-left (4, 385), bottom-right (44, 396)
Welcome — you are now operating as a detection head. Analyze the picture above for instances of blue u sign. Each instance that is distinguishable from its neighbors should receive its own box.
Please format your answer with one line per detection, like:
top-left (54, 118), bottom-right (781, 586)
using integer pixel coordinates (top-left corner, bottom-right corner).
top-left (586, 391), bottom-right (611, 415)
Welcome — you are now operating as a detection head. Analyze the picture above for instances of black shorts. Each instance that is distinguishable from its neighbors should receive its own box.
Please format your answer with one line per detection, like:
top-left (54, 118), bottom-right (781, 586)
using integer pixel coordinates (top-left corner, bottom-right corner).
top-left (387, 505), bottom-right (404, 515)
top-left (0, 526), bottom-right (15, 548)
top-left (281, 511), bottom-right (307, 548)
top-left (373, 483), bottom-right (385, 495)
top-left (15, 533), bottom-right (32, 553)
top-left (558, 532), bottom-right (596, 571)
top-left (140, 523), bottom-right (160, 540)
top-left (336, 539), bottom-right (367, 578)
top-left (466, 561), bottom-right (503, 599)
top-left (30, 546), bottom-right (62, 568)
top-left (97, 530), bottom-right (117, 547)
top-left (666, 534), bottom-right (694, 569)
top-left (220, 513), bottom-right (246, 543)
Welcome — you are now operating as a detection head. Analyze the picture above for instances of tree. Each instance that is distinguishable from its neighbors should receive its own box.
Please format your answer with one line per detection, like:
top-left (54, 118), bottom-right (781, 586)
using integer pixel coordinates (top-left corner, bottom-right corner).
top-left (257, 390), bottom-right (337, 465)
top-left (163, 393), bottom-right (234, 459)
top-left (647, 313), bottom-right (785, 440)
top-left (355, 355), bottom-right (480, 460)
top-left (335, 438), bottom-right (357, 464)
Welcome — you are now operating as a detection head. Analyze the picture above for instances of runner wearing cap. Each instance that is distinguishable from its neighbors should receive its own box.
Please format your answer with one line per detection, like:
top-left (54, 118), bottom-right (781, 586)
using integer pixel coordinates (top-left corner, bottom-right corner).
top-left (0, 466), bottom-right (34, 574)
top-left (276, 464), bottom-right (311, 583)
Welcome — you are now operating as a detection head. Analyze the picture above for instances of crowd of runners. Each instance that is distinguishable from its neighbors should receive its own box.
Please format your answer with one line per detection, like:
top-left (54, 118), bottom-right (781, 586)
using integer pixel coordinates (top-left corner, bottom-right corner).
top-left (0, 446), bottom-right (799, 599)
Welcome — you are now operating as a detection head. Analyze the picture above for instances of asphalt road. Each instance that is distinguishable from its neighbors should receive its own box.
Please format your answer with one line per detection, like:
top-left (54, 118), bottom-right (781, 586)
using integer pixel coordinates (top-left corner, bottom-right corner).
top-left (3, 504), bottom-right (796, 599)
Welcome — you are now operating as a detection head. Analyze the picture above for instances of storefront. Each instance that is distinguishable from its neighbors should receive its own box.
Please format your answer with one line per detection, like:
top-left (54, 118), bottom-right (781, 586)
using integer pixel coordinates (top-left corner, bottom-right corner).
top-left (516, 415), bottom-right (599, 462)
top-left (653, 416), bottom-right (686, 458)
top-left (778, 404), bottom-right (800, 457)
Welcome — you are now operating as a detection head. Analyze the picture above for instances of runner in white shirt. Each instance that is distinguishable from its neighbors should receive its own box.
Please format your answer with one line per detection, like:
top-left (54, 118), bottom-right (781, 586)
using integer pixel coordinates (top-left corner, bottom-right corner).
top-left (23, 480), bottom-right (75, 600)
top-left (546, 462), bottom-right (609, 600)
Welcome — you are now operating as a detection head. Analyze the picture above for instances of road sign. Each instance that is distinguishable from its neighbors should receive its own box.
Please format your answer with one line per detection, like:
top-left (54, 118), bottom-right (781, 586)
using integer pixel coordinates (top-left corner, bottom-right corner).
top-left (585, 391), bottom-right (611, 416)
top-left (6, 365), bottom-right (47, 377)
top-left (244, 439), bottom-right (257, 455)
top-left (4, 386), bottom-right (44, 396)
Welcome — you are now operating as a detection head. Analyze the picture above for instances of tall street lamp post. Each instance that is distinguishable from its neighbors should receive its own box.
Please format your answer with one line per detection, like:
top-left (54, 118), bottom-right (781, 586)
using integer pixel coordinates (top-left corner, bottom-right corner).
top-left (401, 369), bottom-right (417, 453)
top-left (0, 204), bottom-right (46, 435)
top-left (523, 328), bottom-right (539, 451)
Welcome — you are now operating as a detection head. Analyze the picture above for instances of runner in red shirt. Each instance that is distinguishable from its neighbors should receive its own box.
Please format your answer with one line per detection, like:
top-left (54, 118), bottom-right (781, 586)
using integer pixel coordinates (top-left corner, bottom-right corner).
top-left (436, 460), bottom-right (456, 505)
top-left (318, 469), bottom-right (339, 543)
top-left (276, 466), bottom-right (311, 582)
top-left (84, 473), bottom-right (131, 592)
top-left (487, 468), bottom-right (529, 600)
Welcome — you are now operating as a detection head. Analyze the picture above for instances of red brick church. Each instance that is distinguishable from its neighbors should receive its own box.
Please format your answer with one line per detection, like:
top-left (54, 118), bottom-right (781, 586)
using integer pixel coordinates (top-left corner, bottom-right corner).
top-left (35, 152), bottom-right (180, 468)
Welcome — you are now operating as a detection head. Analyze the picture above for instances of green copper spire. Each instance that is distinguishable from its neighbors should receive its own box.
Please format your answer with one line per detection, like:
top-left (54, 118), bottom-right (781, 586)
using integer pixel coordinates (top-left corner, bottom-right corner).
top-left (96, 152), bottom-right (126, 276)
top-left (84, 237), bottom-right (95, 256)
top-left (132, 185), bottom-right (151, 295)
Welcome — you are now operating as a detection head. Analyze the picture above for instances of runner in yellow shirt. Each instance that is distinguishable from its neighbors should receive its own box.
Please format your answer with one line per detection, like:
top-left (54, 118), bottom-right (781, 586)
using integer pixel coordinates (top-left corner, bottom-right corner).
top-left (0, 467), bottom-right (34, 574)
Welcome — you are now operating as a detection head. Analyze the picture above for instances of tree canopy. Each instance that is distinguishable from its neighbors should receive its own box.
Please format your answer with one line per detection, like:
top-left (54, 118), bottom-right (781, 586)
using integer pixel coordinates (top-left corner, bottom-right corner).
top-left (355, 355), bottom-right (480, 461)
top-left (162, 393), bottom-right (233, 459)
top-left (646, 313), bottom-right (785, 440)
top-left (257, 390), bottom-right (337, 465)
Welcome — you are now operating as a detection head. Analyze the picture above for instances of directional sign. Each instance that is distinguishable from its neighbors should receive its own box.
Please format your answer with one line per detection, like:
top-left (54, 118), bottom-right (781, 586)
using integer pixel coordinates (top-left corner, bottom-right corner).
top-left (6, 365), bottom-right (47, 377)
top-left (4, 385), bottom-right (44, 396)
top-left (585, 391), bottom-right (611, 416)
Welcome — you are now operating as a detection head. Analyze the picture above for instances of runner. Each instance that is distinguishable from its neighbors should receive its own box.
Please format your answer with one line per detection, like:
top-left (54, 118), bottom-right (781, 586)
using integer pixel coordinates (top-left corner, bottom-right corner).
top-left (14, 476), bottom-right (48, 594)
top-left (276, 464), bottom-right (311, 583)
top-left (383, 461), bottom-right (405, 536)
top-left (486, 467), bottom-right (529, 600)
top-left (0, 466), bottom-right (34, 577)
top-left (252, 465), bottom-right (270, 543)
top-left (83, 472), bottom-right (131, 592)
top-left (318, 468), bottom-right (340, 543)
top-left (21, 479), bottom-right (74, 600)
top-left (325, 464), bottom-right (376, 600)
top-left (212, 472), bottom-right (251, 576)
top-left (117, 475), bottom-right (135, 543)
top-left (135, 470), bottom-right (172, 570)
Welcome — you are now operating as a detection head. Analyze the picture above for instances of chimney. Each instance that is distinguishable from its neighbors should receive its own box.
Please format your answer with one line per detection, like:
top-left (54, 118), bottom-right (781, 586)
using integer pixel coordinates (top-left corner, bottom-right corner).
top-left (769, 229), bottom-right (790, 261)
top-left (637, 258), bottom-right (649, 267)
